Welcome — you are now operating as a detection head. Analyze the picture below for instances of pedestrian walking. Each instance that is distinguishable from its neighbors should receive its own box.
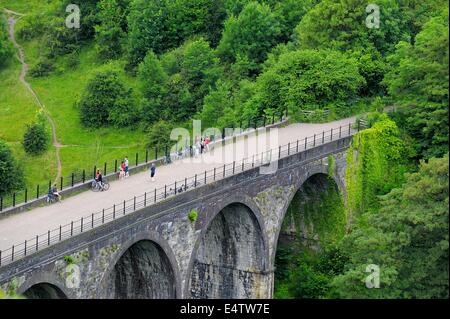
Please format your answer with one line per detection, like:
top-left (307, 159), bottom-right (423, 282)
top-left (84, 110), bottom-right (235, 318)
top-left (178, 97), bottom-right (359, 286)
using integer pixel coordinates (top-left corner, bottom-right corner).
top-left (150, 163), bottom-right (156, 182)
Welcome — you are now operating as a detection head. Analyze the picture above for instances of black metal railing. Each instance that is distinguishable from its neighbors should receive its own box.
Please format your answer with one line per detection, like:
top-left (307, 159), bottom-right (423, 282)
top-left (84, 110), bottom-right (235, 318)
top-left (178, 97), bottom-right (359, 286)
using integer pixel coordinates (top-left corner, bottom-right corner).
top-left (0, 119), bottom-right (364, 268)
top-left (0, 110), bottom-right (288, 213)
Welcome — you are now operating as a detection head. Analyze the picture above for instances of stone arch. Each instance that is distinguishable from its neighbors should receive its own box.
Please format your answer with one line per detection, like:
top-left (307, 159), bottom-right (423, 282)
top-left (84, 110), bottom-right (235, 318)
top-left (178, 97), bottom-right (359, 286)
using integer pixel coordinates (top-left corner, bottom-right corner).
top-left (187, 196), bottom-right (269, 299)
top-left (271, 165), bottom-right (343, 265)
top-left (18, 272), bottom-right (69, 299)
top-left (102, 233), bottom-right (180, 299)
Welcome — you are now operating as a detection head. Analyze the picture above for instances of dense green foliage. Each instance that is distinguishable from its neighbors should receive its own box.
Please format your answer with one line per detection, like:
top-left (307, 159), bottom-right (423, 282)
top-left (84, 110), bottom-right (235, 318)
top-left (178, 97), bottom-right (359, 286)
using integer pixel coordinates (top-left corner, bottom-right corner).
top-left (22, 121), bottom-right (49, 155)
top-left (384, 10), bottom-right (449, 159)
top-left (333, 154), bottom-right (449, 298)
top-left (0, 140), bottom-right (25, 196)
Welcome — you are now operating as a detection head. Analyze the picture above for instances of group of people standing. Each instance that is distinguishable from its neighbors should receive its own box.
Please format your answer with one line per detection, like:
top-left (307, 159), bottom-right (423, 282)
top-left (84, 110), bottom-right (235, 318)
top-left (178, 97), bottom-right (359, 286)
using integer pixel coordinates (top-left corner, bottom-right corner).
top-left (193, 136), bottom-right (211, 157)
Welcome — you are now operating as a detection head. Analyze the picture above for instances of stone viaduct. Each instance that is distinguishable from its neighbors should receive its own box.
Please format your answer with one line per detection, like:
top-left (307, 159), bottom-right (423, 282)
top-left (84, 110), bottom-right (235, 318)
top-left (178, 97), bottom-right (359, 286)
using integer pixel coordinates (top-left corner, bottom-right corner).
top-left (0, 135), bottom-right (352, 299)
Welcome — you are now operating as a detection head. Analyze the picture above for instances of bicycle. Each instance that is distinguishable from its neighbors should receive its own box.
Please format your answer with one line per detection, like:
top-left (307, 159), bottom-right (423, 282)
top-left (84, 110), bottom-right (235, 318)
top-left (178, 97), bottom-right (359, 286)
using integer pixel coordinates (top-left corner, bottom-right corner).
top-left (91, 178), bottom-right (110, 192)
top-left (46, 192), bottom-right (61, 204)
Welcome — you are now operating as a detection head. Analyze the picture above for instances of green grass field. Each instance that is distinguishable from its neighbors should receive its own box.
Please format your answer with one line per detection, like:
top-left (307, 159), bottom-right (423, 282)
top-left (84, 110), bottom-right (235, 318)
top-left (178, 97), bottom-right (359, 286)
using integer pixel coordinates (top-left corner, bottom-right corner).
top-left (1, 1), bottom-right (149, 189)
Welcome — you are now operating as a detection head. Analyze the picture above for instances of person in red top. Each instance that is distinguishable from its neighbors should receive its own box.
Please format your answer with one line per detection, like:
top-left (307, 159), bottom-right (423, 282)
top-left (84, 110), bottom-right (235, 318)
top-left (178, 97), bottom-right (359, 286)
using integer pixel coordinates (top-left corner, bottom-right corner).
top-left (119, 161), bottom-right (125, 180)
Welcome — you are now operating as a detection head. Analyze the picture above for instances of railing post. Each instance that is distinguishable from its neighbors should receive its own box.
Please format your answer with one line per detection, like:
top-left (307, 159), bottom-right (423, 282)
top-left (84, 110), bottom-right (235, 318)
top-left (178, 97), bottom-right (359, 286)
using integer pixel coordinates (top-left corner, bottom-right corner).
top-left (213, 168), bottom-right (216, 181)
top-left (0, 197), bottom-right (2, 212)
top-left (81, 217), bottom-right (83, 233)
top-left (296, 140), bottom-right (299, 153)
top-left (24, 240), bottom-right (27, 256)
top-left (124, 200), bottom-right (126, 215)
top-left (70, 222), bottom-right (73, 236)
top-left (263, 116), bottom-right (266, 127)
top-left (272, 114), bottom-right (275, 125)
top-left (322, 131), bottom-right (324, 144)
top-left (233, 161), bottom-right (235, 174)
top-left (113, 204), bottom-right (116, 219)
top-left (25, 188), bottom-right (28, 203)
top-left (154, 188), bottom-right (156, 203)
top-left (357, 120), bottom-right (361, 132)
top-left (144, 192), bottom-right (147, 207)
top-left (204, 171), bottom-right (207, 184)
top-left (104, 162), bottom-right (107, 175)
top-left (13, 193), bottom-right (16, 207)
top-left (93, 165), bottom-right (96, 179)
top-left (11, 245), bottom-right (14, 262)
top-left (339, 126), bottom-right (342, 138)
top-left (60, 176), bottom-right (63, 191)
top-left (133, 197), bottom-right (136, 211)
top-left (102, 209), bottom-right (105, 224)
top-left (0, 250), bottom-right (2, 266)
top-left (59, 226), bottom-right (61, 241)
top-left (278, 146), bottom-right (281, 159)
top-left (223, 164), bottom-right (225, 177)
top-left (36, 235), bottom-right (38, 251)
top-left (36, 185), bottom-right (39, 199)
top-left (185, 178), bottom-right (187, 189)
top-left (331, 128), bottom-right (333, 141)
top-left (288, 142), bottom-right (290, 155)
top-left (175, 182), bottom-right (177, 194)
top-left (48, 230), bottom-right (50, 245)
top-left (252, 155), bottom-right (255, 167)
top-left (92, 213), bottom-right (94, 228)
top-left (71, 173), bottom-right (74, 187)
top-left (48, 180), bottom-right (51, 192)
top-left (164, 185), bottom-right (167, 198)
top-left (155, 146), bottom-right (158, 160)
top-left (348, 123), bottom-right (351, 135)
top-left (313, 134), bottom-right (316, 146)
top-left (305, 137), bottom-right (307, 150)
top-left (115, 159), bottom-right (118, 173)
top-left (136, 152), bottom-right (138, 166)
top-left (146, 149), bottom-right (149, 163)
top-left (82, 169), bottom-right (85, 183)
top-left (194, 174), bottom-right (197, 187)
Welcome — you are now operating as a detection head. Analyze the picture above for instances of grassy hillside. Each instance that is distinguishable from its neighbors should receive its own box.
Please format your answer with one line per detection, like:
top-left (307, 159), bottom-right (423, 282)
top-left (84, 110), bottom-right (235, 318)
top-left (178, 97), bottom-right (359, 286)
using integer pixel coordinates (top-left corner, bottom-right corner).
top-left (1, 1), bottom-right (149, 188)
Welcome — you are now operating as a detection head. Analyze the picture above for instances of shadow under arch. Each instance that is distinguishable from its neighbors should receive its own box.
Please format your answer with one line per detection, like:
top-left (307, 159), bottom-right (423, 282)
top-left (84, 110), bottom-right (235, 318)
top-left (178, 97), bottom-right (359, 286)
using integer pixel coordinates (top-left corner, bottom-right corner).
top-left (187, 197), bottom-right (269, 299)
top-left (102, 233), bottom-right (180, 299)
top-left (22, 282), bottom-right (67, 299)
top-left (271, 166), bottom-right (344, 264)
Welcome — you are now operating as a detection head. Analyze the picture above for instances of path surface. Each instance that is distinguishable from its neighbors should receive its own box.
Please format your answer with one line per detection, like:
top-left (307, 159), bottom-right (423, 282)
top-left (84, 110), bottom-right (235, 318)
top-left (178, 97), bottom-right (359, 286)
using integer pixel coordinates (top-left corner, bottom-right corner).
top-left (4, 9), bottom-right (62, 185)
top-left (0, 117), bottom-right (356, 251)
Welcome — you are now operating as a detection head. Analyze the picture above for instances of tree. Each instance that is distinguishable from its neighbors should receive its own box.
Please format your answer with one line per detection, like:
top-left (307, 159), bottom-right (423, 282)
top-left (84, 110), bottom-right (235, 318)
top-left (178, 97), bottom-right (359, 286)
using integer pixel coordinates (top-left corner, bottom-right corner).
top-left (294, 0), bottom-right (407, 55)
top-left (138, 50), bottom-right (169, 123)
top-left (23, 122), bottom-right (49, 155)
top-left (127, 0), bottom-right (169, 67)
top-left (78, 68), bottom-right (137, 127)
top-left (146, 120), bottom-right (174, 152)
top-left (95, 0), bottom-right (129, 60)
top-left (0, 15), bottom-right (12, 69)
top-left (248, 49), bottom-right (365, 120)
top-left (332, 154), bottom-right (449, 298)
top-left (383, 10), bottom-right (449, 159)
top-left (217, 1), bottom-right (282, 75)
top-left (199, 80), bottom-right (234, 129)
top-left (0, 140), bottom-right (25, 196)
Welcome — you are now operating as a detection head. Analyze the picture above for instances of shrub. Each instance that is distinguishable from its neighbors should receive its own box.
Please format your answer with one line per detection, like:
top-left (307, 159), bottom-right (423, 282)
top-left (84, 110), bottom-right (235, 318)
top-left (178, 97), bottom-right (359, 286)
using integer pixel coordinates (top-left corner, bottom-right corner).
top-left (23, 122), bottom-right (49, 155)
top-left (78, 69), bottom-right (138, 128)
top-left (0, 140), bottom-right (25, 196)
top-left (29, 58), bottom-right (55, 77)
top-left (188, 209), bottom-right (198, 223)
